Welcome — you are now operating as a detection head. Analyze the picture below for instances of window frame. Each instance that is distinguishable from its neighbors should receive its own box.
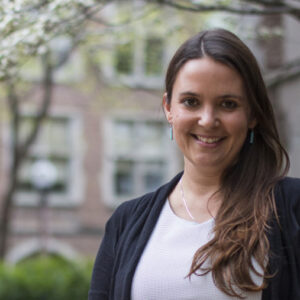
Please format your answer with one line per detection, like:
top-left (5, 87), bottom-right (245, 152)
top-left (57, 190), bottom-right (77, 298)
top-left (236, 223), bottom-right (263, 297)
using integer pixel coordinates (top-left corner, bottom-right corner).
top-left (102, 33), bottom-right (167, 89)
top-left (101, 114), bottom-right (181, 208)
top-left (11, 110), bottom-right (84, 207)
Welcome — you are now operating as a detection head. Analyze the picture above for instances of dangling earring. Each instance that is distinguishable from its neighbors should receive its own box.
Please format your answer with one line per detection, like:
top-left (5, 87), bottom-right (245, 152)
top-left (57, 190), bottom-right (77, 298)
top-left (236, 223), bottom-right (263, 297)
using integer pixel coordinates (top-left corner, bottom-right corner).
top-left (249, 129), bottom-right (254, 144)
top-left (169, 125), bottom-right (173, 140)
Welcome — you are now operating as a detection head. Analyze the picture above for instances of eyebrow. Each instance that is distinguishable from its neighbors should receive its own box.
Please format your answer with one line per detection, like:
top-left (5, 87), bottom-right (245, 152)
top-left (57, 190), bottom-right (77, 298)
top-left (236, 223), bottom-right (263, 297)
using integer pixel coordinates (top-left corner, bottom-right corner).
top-left (220, 94), bottom-right (244, 101)
top-left (179, 91), bottom-right (244, 100)
top-left (179, 91), bottom-right (200, 97)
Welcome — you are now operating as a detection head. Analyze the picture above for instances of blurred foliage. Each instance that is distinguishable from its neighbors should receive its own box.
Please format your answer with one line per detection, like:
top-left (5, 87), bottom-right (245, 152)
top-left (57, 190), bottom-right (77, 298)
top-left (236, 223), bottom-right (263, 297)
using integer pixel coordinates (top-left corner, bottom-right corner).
top-left (0, 256), bottom-right (93, 300)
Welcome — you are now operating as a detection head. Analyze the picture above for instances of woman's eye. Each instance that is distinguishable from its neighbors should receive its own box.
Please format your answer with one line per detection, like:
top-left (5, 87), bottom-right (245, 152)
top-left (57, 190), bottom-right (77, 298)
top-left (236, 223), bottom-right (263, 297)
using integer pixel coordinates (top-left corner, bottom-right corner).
top-left (183, 98), bottom-right (199, 107)
top-left (221, 100), bottom-right (237, 109)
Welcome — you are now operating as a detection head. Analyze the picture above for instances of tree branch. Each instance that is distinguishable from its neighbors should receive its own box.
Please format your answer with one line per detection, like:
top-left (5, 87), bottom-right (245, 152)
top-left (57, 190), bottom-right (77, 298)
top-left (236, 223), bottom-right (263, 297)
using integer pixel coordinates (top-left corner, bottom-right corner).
top-left (265, 57), bottom-right (300, 87)
top-left (241, 0), bottom-right (291, 8)
top-left (0, 81), bottom-right (22, 259)
top-left (0, 51), bottom-right (55, 258)
top-left (19, 52), bottom-right (53, 159)
top-left (150, 0), bottom-right (300, 20)
top-left (6, 81), bottom-right (20, 157)
top-left (87, 5), bottom-right (159, 27)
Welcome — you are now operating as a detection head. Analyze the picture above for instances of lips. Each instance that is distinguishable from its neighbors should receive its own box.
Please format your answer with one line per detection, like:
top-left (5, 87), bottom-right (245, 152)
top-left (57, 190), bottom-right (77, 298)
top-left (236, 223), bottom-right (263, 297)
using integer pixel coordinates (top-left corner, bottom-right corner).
top-left (193, 134), bottom-right (224, 144)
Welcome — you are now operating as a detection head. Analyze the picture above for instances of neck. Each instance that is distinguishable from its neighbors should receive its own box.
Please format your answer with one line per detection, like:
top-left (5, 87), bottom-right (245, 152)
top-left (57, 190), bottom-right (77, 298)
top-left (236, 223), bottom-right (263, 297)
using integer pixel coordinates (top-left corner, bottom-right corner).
top-left (168, 159), bottom-right (223, 223)
top-left (182, 159), bottom-right (222, 196)
top-left (178, 159), bottom-right (223, 221)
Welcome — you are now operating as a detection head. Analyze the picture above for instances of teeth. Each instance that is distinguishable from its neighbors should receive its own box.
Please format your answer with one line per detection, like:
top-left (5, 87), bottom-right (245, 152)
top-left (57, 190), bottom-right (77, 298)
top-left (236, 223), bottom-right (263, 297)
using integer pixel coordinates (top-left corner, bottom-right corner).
top-left (196, 135), bottom-right (222, 143)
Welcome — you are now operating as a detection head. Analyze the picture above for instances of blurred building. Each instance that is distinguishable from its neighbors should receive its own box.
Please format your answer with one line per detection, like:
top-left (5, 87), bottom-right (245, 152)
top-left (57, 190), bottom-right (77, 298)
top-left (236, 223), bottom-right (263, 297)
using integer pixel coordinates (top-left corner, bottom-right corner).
top-left (0, 2), bottom-right (299, 263)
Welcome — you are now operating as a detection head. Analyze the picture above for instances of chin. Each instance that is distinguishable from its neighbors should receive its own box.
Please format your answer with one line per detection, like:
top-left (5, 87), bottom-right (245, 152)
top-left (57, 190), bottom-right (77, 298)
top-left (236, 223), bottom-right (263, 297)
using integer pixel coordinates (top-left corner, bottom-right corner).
top-left (192, 158), bottom-right (222, 168)
top-left (193, 155), bottom-right (231, 169)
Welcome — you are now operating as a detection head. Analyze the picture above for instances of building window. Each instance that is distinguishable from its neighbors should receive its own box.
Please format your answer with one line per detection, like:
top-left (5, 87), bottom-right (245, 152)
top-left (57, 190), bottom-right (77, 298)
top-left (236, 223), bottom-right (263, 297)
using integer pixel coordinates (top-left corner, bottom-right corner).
top-left (14, 114), bottom-right (83, 206)
top-left (102, 117), bottom-right (180, 207)
top-left (144, 37), bottom-right (164, 76)
top-left (18, 116), bottom-right (70, 193)
top-left (113, 159), bottom-right (165, 197)
top-left (115, 40), bottom-right (134, 75)
top-left (103, 34), bottom-right (165, 88)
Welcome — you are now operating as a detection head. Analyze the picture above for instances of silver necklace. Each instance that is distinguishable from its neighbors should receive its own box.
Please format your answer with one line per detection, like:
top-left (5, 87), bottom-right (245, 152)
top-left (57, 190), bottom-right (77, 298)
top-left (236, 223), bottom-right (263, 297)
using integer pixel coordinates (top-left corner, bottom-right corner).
top-left (179, 178), bottom-right (195, 221)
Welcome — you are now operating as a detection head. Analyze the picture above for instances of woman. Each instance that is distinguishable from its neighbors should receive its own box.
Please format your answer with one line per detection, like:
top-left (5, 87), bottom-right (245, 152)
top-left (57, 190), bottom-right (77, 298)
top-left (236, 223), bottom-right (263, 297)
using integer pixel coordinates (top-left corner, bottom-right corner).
top-left (89, 29), bottom-right (300, 300)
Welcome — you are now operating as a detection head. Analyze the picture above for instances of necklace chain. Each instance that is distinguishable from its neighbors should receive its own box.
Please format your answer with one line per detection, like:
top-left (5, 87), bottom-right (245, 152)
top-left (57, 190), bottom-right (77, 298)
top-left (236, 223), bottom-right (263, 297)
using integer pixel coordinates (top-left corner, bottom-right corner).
top-left (179, 178), bottom-right (195, 221)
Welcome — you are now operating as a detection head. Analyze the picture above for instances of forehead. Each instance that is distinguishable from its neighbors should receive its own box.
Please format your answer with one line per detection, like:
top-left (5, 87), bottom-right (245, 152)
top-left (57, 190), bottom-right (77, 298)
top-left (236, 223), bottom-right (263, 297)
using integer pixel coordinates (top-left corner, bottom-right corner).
top-left (173, 57), bottom-right (245, 97)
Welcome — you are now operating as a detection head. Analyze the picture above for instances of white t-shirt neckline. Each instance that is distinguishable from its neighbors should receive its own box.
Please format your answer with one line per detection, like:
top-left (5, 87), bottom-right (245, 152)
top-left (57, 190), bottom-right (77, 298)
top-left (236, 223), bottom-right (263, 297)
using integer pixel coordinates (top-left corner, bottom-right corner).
top-left (166, 198), bottom-right (215, 226)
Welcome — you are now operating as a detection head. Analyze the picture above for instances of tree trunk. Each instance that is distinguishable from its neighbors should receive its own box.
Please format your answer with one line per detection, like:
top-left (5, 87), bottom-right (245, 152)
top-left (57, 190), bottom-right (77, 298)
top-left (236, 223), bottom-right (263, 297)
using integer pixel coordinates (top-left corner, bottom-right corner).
top-left (0, 55), bottom-right (53, 259)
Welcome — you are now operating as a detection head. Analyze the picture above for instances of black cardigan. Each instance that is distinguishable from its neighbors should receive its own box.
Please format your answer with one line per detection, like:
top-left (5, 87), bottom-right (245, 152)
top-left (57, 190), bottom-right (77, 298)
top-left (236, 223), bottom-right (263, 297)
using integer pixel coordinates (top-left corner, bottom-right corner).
top-left (89, 173), bottom-right (300, 300)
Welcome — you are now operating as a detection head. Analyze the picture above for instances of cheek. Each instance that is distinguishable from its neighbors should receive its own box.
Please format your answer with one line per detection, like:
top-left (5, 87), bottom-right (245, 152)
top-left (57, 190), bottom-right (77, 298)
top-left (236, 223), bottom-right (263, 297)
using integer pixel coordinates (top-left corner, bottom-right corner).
top-left (171, 107), bottom-right (195, 123)
top-left (172, 110), bottom-right (186, 124)
top-left (172, 114), bottom-right (193, 134)
top-left (225, 114), bottom-right (249, 139)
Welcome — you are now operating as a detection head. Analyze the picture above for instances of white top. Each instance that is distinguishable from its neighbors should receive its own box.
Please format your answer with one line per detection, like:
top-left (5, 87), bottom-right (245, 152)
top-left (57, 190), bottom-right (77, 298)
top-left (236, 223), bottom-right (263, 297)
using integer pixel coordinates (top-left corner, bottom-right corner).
top-left (131, 200), bottom-right (263, 300)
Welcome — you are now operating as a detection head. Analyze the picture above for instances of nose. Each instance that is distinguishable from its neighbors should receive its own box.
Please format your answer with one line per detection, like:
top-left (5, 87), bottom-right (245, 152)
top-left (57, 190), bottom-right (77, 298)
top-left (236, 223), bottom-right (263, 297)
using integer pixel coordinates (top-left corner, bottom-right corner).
top-left (197, 106), bottom-right (219, 128)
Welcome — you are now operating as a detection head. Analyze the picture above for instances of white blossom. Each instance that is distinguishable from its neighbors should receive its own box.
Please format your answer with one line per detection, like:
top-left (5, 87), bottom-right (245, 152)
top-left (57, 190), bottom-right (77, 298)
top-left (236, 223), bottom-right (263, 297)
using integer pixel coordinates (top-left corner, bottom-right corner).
top-left (0, 0), bottom-right (98, 80)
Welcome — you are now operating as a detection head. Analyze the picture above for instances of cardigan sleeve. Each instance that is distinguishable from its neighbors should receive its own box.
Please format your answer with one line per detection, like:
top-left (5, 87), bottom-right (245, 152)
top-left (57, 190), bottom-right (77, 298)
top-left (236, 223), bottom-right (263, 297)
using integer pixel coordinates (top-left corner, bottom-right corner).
top-left (276, 177), bottom-right (300, 300)
top-left (280, 177), bottom-right (300, 260)
top-left (88, 217), bottom-right (117, 300)
top-left (88, 201), bottom-right (135, 300)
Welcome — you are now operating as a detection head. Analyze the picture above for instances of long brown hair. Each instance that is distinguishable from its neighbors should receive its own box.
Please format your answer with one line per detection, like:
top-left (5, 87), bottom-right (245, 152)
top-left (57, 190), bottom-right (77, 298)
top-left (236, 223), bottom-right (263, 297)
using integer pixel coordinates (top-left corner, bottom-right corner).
top-left (165, 29), bottom-right (289, 298)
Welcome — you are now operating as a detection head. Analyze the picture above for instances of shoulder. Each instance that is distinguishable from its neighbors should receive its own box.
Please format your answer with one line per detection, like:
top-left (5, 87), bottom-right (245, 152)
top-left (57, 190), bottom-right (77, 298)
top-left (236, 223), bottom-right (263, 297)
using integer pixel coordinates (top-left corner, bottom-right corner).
top-left (269, 177), bottom-right (300, 300)
top-left (276, 177), bottom-right (300, 207)
top-left (277, 176), bottom-right (300, 193)
top-left (275, 176), bottom-right (300, 223)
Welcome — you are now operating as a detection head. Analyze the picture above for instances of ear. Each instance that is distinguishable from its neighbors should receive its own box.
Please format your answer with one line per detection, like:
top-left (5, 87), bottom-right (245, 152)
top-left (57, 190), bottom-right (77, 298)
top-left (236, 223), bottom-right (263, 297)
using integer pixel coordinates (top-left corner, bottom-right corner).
top-left (162, 93), bottom-right (173, 124)
top-left (249, 118), bottom-right (257, 130)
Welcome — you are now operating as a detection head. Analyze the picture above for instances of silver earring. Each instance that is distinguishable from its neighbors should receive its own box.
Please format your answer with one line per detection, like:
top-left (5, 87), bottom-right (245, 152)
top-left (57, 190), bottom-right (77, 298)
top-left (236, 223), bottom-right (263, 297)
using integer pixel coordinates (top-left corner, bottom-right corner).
top-left (170, 125), bottom-right (173, 140)
top-left (250, 129), bottom-right (254, 144)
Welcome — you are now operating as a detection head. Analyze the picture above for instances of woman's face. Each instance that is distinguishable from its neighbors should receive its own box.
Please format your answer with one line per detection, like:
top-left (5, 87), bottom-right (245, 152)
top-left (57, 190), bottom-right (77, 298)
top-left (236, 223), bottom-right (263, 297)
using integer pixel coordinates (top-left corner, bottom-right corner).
top-left (163, 57), bottom-right (256, 172)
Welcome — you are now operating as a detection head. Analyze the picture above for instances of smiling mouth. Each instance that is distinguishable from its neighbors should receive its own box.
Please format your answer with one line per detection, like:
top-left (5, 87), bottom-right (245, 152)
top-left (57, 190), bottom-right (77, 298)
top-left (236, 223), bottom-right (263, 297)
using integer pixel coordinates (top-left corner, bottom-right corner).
top-left (192, 134), bottom-right (225, 144)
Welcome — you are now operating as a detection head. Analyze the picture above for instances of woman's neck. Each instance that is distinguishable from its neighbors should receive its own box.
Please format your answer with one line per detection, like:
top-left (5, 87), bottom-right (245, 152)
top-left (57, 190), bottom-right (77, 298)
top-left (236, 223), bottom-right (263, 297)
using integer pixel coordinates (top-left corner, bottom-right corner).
top-left (182, 160), bottom-right (222, 196)
top-left (171, 161), bottom-right (223, 221)
top-left (168, 160), bottom-right (223, 223)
